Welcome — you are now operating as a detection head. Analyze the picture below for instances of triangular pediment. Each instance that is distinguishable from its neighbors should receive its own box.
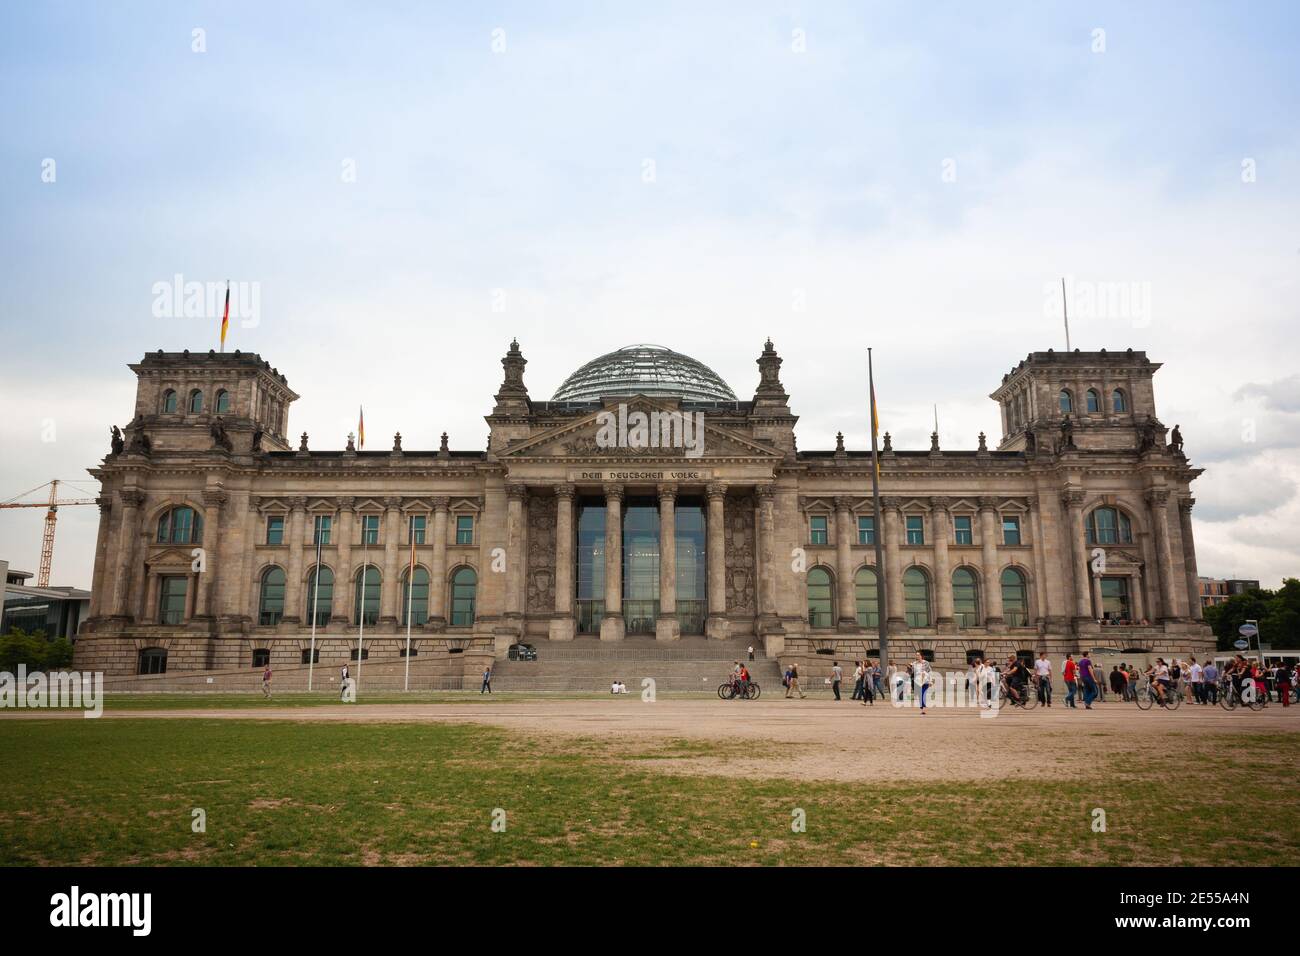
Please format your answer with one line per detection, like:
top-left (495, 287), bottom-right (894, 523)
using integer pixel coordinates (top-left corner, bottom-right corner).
top-left (501, 397), bottom-right (782, 461)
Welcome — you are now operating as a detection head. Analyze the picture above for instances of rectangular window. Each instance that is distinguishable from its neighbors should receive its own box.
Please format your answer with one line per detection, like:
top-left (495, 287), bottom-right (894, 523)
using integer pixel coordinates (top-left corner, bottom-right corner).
top-left (1003, 517), bottom-right (1021, 546)
top-left (455, 515), bottom-right (474, 545)
top-left (408, 515), bottom-right (426, 544)
top-left (266, 516), bottom-right (284, 546)
top-left (159, 576), bottom-right (188, 625)
top-left (809, 515), bottom-right (828, 545)
top-left (906, 516), bottom-right (924, 545)
top-left (857, 516), bottom-right (875, 545)
top-left (361, 514), bottom-right (380, 545)
top-left (954, 516), bottom-right (972, 545)
top-left (313, 515), bottom-right (331, 545)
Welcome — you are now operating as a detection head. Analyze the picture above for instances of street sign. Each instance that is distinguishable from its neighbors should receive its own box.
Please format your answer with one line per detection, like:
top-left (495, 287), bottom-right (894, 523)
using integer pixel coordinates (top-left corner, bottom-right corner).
top-left (1239, 624), bottom-right (1259, 638)
top-left (1233, 639), bottom-right (1250, 650)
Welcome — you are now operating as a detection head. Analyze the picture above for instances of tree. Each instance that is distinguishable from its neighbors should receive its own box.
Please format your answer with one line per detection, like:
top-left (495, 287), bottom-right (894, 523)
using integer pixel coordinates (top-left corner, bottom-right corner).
top-left (1203, 580), bottom-right (1300, 651)
top-left (0, 628), bottom-right (50, 671)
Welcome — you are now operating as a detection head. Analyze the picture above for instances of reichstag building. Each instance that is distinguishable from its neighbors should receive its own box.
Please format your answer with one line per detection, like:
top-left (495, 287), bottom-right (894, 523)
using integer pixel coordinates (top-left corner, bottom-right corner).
top-left (75, 340), bottom-right (1213, 679)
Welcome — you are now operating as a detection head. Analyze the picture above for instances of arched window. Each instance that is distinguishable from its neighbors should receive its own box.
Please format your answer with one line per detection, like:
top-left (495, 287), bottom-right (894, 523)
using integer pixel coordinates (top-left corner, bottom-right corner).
top-left (161, 389), bottom-right (178, 413)
top-left (215, 389), bottom-right (230, 413)
top-left (807, 567), bottom-right (833, 628)
top-left (1112, 389), bottom-right (1127, 413)
top-left (138, 647), bottom-right (168, 675)
top-left (403, 567), bottom-right (430, 626)
top-left (1059, 389), bottom-right (1073, 413)
top-left (952, 567), bottom-right (980, 628)
top-left (854, 567), bottom-right (879, 628)
top-left (157, 506), bottom-right (203, 544)
top-left (1001, 567), bottom-right (1029, 627)
top-left (1086, 507), bottom-right (1133, 545)
top-left (306, 567), bottom-right (333, 626)
top-left (354, 566), bottom-right (380, 626)
top-left (188, 389), bottom-right (203, 413)
top-left (1086, 389), bottom-right (1100, 413)
top-left (450, 567), bottom-right (477, 626)
top-left (903, 567), bottom-right (930, 628)
top-left (259, 567), bottom-right (286, 625)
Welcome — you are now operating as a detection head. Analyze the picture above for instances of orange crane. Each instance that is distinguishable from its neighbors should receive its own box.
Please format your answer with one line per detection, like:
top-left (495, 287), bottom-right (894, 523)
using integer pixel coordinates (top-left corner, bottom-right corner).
top-left (0, 480), bottom-right (99, 587)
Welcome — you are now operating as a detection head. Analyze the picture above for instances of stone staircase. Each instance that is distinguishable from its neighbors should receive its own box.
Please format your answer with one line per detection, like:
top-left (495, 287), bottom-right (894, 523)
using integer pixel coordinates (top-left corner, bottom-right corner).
top-left (488, 637), bottom-right (782, 694)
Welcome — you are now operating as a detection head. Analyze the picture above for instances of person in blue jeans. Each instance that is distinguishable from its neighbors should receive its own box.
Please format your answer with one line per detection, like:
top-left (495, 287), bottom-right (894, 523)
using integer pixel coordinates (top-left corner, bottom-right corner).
top-left (1077, 652), bottom-right (1098, 709)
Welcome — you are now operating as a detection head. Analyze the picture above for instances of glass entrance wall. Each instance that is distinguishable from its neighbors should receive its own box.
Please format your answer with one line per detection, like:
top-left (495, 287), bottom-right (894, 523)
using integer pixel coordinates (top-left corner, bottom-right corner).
top-left (622, 498), bottom-right (660, 634)
top-left (575, 500), bottom-right (606, 633)
top-left (675, 499), bottom-right (706, 634)
top-left (1100, 576), bottom-right (1131, 621)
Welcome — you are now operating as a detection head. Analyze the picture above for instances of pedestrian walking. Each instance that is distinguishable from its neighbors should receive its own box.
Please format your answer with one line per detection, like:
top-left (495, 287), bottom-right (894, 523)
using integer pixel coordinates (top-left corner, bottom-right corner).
top-left (1034, 652), bottom-right (1053, 706)
top-left (786, 661), bottom-right (806, 699)
top-left (340, 662), bottom-right (350, 700)
top-left (747, 644), bottom-right (755, 662)
top-left (871, 660), bottom-right (883, 700)
top-left (1202, 659), bottom-right (1219, 704)
top-left (1063, 654), bottom-right (1078, 708)
top-left (831, 661), bottom-right (843, 700)
top-left (1078, 651), bottom-right (1098, 709)
top-left (851, 661), bottom-right (865, 701)
top-left (1278, 662), bottom-right (1292, 708)
top-left (262, 664), bottom-right (272, 698)
top-left (913, 651), bottom-right (931, 714)
top-left (480, 666), bottom-right (492, 694)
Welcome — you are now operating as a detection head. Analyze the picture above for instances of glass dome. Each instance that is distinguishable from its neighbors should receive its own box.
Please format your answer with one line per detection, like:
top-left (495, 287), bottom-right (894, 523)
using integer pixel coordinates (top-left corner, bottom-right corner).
top-left (551, 344), bottom-right (737, 403)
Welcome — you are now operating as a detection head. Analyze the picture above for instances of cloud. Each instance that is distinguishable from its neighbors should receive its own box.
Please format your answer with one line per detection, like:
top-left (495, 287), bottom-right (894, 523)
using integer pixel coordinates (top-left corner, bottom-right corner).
top-left (1235, 375), bottom-right (1300, 414)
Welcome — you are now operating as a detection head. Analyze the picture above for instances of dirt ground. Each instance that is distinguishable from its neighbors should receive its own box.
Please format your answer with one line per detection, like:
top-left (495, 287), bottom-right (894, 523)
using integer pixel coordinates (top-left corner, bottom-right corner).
top-left (13, 697), bottom-right (1300, 783)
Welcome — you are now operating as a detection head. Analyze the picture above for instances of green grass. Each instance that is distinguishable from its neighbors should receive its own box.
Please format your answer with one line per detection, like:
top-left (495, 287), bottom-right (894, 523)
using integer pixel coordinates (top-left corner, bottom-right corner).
top-left (1, 720), bottom-right (1297, 866)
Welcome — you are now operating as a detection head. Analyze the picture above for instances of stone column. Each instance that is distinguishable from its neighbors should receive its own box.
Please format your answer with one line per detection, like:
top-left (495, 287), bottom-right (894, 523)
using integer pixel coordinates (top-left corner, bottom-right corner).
top-left (505, 484), bottom-right (527, 625)
top-left (756, 485), bottom-right (777, 628)
top-left (380, 496), bottom-right (403, 626)
top-left (332, 498), bottom-right (354, 624)
top-left (89, 498), bottom-right (112, 618)
top-left (600, 483), bottom-right (625, 641)
top-left (549, 485), bottom-right (575, 641)
top-left (656, 484), bottom-right (680, 641)
top-left (282, 496), bottom-right (306, 624)
top-left (834, 495), bottom-right (857, 629)
top-left (930, 497), bottom-right (953, 627)
top-left (1131, 572), bottom-right (1146, 622)
top-left (197, 489), bottom-right (227, 620)
top-left (881, 497), bottom-right (905, 629)
top-left (236, 497), bottom-right (259, 623)
top-left (1147, 489), bottom-right (1181, 621)
top-left (429, 497), bottom-right (450, 629)
top-left (144, 572), bottom-right (161, 624)
top-left (1062, 490), bottom-right (1093, 619)
top-left (977, 497), bottom-right (1004, 626)
top-left (110, 489), bottom-right (145, 618)
top-left (705, 483), bottom-right (728, 640)
top-left (1178, 497), bottom-right (1203, 621)
top-left (1027, 494), bottom-right (1050, 625)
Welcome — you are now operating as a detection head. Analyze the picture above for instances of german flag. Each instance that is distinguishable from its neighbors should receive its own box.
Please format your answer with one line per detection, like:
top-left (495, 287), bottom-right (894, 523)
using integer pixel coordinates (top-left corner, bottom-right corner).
top-left (357, 406), bottom-right (365, 450)
top-left (219, 280), bottom-right (230, 351)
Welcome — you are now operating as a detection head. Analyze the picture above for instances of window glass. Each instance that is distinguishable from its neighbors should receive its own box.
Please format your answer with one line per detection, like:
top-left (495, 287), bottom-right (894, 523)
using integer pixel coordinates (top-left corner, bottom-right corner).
top-left (807, 567), bottom-right (833, 627)
top-left (857, 516), bottom-right (875, 545)
top-left (954, 516), bottom-right (972, 545)
top-left (809, 515), bottom-right (827, 545)
top-left (905, 516), bottom-right (924, 545)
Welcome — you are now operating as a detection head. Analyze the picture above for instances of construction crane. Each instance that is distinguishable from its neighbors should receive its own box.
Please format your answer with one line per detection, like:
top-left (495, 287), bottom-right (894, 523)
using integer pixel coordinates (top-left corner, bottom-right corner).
top-left (0, 480), bottom-right (99, 587)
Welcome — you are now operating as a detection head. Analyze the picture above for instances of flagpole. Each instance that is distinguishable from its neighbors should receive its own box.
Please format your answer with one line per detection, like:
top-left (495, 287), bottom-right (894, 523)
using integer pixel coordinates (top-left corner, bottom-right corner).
top-left (404, 530), bottom-right (415, 692)
top-left (868, 348), bottom-right (888, 675)
top-left (308, 531), bottom-right (321, 692)
top-left (1061, 276), bottom-right (1071, 351)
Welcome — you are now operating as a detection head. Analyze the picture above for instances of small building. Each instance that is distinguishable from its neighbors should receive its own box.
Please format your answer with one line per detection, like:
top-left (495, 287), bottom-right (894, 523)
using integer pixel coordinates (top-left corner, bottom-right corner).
top-left (0, 559), bottom-right (91, 639)
top-left (1197, 576), bottom-right (1261, 609)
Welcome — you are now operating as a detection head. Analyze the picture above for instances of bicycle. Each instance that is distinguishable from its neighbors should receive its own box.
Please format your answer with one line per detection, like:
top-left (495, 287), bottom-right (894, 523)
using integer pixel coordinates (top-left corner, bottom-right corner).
top-left (1217, 678), bottom-right (1266, 712)
top-left (1134, 678), bottom-right (1181, 711)
top-left (718, 679), bottom-right (761, 700)
top-left (997, 677), bottom-right (1038, 710)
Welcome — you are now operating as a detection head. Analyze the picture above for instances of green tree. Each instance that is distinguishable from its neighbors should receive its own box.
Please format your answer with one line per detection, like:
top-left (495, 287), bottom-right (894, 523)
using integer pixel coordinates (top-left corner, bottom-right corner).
top-left (0, 628), bottom-right (49, 671)
top-left (1204, 588), bottom-right (1274, 651)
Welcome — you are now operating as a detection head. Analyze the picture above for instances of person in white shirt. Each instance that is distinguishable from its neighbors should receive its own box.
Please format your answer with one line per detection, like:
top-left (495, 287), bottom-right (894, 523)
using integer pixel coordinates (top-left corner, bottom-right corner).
top-left (913, 651), bottom-right (932, 714)
top-left (1034, 652), bottom-right (1053, 707)
top-left (1189, 659), bottom-right (1204, 705)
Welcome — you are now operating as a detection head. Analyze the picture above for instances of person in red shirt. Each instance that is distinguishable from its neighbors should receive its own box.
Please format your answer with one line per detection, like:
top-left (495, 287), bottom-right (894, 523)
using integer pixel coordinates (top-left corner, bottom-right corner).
top-left (1063, 654), bottom-right (1078, 709)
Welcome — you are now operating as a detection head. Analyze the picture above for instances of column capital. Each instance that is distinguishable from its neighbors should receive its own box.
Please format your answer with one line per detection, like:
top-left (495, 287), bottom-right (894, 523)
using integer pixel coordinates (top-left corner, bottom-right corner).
top-left (97, 496), bottom-right (113, 515)
top-left (1145, 488), bottom-right (1170, 507)
top-left (555, 483), bottom-right (576, 501)
top-left (880, 495), bottom-right (903, 512)
top-left (119, 489), bottom-right (146, 508)
top-left (506, 483), bottom-right (528, 501)
top-left (706, 482), bottom-right (727, 501)
top-left (431, 496), bottom-right (451, 512)
top-left (337, 495), bottom-right (356, 512)
top-left (1178, 496), bottom-right (1195, 514)
top-left (602, 482), bottom-right (624, 502)
top-left (977, 495), bottom-right (999, 512)
top-left (286, 495), bottom-right (307, 511)
top-left (929, 495), bottom-right (951, 512)
top-left (833, 494), bottom-right (853, 512)
top-left (656, 483), bottom-right (676, 503)
top-left (1061, 489), bottom-right (1086, 509)
top-left (755, 484), bottom-right (775, 502)
top-left (383, 495), bottom-right (404, 510)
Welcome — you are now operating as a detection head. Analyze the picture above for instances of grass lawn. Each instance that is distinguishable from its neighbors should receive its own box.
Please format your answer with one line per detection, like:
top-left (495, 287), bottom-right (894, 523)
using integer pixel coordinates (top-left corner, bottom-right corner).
top-left (1, 718), bottom-right (1297, 866)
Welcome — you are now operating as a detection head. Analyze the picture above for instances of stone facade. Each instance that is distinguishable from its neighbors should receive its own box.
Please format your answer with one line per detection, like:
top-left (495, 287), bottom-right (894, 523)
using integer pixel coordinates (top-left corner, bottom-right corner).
top-left (74, 341), bottom-right (1213, 678)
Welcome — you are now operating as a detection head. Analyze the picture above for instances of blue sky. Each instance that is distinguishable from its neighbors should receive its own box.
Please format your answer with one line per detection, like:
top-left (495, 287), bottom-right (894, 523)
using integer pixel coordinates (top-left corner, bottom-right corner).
top-left (2, 1), bottom-right (1298, 588)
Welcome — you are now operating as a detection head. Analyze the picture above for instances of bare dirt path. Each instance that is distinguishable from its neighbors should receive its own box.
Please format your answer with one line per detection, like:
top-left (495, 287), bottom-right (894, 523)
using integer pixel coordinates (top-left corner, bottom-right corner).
top-left (9, 698), bottom-right (1298, 782)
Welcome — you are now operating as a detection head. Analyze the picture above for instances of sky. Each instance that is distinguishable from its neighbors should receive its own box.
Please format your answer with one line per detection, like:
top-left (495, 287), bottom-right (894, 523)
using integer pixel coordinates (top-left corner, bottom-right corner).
top-left (1, 1), bottom-right (1298, 590)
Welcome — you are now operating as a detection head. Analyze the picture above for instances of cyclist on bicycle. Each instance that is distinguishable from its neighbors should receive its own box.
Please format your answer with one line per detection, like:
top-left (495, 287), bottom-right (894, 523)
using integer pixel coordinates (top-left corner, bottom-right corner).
top-left (1006, 655), bottom-right (1029, 706)
top-left (1148, 658), bottom-right (1171, 703)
